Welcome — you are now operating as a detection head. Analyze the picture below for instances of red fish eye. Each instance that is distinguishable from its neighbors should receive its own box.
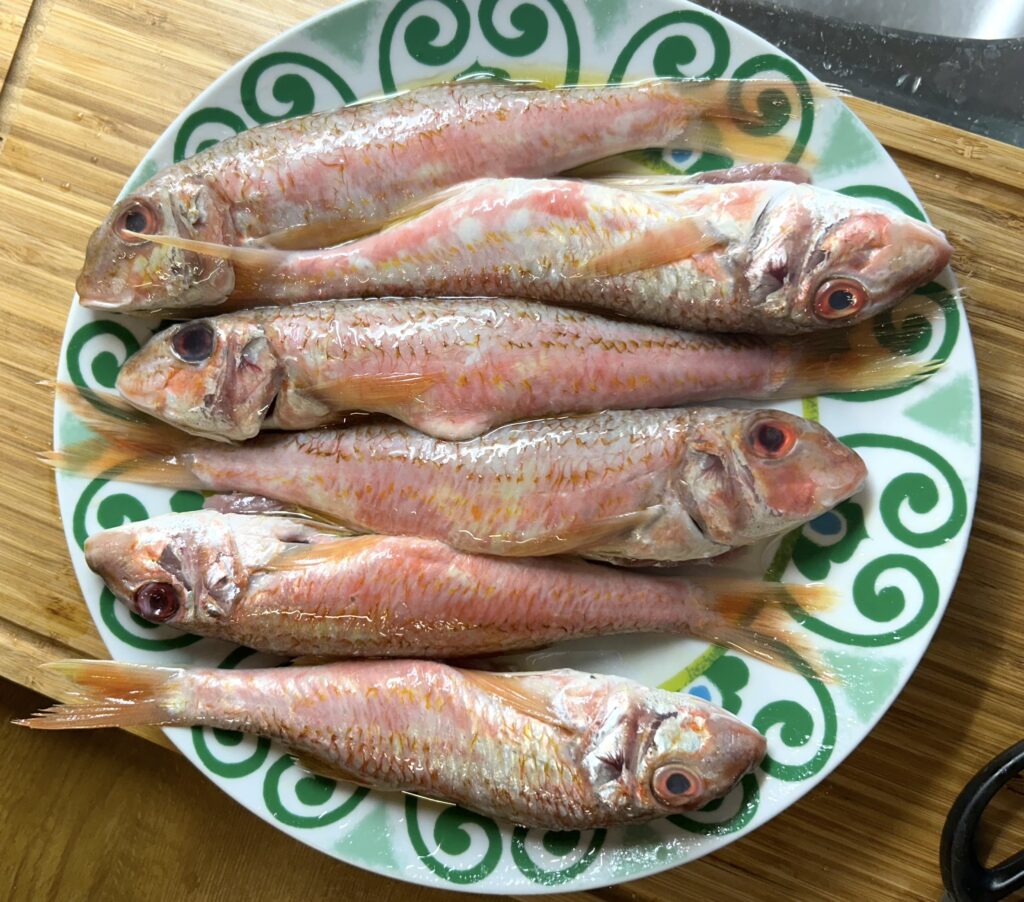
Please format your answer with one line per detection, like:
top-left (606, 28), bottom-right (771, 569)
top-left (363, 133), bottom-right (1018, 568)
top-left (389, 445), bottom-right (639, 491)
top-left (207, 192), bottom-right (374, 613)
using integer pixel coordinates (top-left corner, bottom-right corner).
top-left (170, 321), bottom-right (215, 364)
top-left (749, 420), bottom-right (797, 459)
top-left (651, 766), bottom-right (702, 806)
top-left (133, 581), bottom-right (180, 622)
top-left (814, 278), bottom-right (867, 320)
top-left (116, 201), bottom-right (161, 242)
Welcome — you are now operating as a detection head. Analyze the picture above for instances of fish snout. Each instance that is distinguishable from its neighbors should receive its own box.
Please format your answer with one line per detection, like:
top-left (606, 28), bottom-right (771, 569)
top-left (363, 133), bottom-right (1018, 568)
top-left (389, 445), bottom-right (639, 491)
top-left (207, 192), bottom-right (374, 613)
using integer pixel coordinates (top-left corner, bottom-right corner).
top-left (811, 433), bottom-right (868, 510)
top-left (887, 217), bottom-right (953, 294)
top-left (700, 712), bottom-right (766, 796)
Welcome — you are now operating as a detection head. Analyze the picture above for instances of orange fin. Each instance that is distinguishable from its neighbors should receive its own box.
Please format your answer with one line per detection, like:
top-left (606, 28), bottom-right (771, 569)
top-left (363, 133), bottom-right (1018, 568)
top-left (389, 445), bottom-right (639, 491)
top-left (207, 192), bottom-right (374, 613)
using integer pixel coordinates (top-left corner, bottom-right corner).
top-left (309, 371), bottom-right (443, 411)
top-left (15, 660), bottom-right (184, 730)
top-left (461, 670), bottom-right (575, 733)
top-left (579, 219), bottom-right (720, 278)
top-left (667, 77), bottom-right (844, 126)
top-left (45, 384), bottom-right (207, 489)
top-left (470, 506), bottom-right (662, 557)
top-left (779, 320), bottom-right (944, 395)
top-left (693, 580), bottom-right (840, 682)
top-left (257, 219), bottom-right (376, 251)
top-left (287, 746), bottom-right (374, 787)
top-left (255, 183), bottom-right (477, 250)
top-left (259, 535), bottom-right (385, 572)
top-left (680, 117), bottom-right (819, 167)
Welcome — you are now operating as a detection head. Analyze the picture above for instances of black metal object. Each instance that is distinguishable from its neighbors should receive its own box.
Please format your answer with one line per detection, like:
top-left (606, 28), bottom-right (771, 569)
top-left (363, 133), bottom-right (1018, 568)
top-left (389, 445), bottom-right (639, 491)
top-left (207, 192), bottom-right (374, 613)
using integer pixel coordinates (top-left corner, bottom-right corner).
top-left (939, 741), bottom-right (1024, 902)
top-left (697, 0), bottom-right (1024, 147)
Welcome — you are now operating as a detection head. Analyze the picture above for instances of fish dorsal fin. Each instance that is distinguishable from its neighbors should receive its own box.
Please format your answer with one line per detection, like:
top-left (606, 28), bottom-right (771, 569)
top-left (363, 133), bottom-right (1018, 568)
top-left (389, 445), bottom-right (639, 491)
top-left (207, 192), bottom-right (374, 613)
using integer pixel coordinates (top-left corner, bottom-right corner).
top-left (470, 506), bottom-right (662, 558)
top-left (287, 746), bottom-right (374, 788)
top-left (579, 217), bottom-right (721, 278)
top-left (308, 371), bottom-right (442, 410)
top-left (461, 670), bottom-right (576, 734)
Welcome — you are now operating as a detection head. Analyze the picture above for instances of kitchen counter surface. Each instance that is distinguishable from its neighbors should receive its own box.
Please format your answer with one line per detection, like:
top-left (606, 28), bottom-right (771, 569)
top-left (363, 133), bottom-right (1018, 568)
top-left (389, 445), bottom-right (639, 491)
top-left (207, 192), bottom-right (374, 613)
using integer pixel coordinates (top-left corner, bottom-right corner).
top-left (2, 2), bottom-right (1023, 900)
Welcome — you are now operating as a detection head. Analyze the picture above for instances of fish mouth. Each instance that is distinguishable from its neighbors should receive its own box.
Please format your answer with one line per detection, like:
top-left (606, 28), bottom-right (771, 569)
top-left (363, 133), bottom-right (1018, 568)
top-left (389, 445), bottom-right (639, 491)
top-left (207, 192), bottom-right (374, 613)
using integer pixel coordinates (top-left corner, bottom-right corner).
top-left (77, 295), bottom-right (130, 310)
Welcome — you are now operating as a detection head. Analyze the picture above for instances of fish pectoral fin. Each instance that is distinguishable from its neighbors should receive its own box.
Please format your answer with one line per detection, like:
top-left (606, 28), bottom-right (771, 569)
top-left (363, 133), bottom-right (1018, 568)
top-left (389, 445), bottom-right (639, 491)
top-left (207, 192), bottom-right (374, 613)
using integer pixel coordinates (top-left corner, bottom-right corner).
top-left (578, 219), bottom-right (721, 278)
top-left (260, 535), bottom-right (384, 572)
top-left (309, 371), bottom-right (443, 411)
top-left (478, 506), bottom-right (662, 557)
top-left (461, 670), bottom-right (576, 734)
top-left (259, 180), bottom-right (487, 250)
top-left (287, 747), bottom-right (374, 788)
top-left (256, 218), bottom-right (377, 250)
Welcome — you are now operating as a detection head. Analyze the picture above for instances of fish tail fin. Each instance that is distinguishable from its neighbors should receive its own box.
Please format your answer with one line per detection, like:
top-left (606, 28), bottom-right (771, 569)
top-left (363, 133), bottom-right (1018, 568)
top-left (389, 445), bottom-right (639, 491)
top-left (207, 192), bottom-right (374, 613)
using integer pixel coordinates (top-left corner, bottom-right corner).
top-left (780, 323), bottom-right (943, 395)
top-left (45, 384), bottom-right (206, 489)
top-left (14, 660), bottom-right (186, 730)
top-left (678, 117), bottom-right (818, 166)
top-left (691, 580), bottom-right (839, 681)
top-left (670, 77), bottom-right (844, 122)
top-left (664, 78), bottom-right (842, 164)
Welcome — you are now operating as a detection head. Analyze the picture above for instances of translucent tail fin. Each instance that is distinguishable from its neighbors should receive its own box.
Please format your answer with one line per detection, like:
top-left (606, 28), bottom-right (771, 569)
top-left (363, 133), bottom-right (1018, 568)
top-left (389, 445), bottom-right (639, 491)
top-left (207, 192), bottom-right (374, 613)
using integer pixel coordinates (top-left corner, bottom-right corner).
top-left (14, 660), bottom-right (185, 730)
top-left (690, 580), bottom-right (839, 681)
top-left (669, 77), bottom-right (839, 165)
top-left (43, 384), bottom-right (207, 489)
top-left (779, 322), bottom-right (943, 395)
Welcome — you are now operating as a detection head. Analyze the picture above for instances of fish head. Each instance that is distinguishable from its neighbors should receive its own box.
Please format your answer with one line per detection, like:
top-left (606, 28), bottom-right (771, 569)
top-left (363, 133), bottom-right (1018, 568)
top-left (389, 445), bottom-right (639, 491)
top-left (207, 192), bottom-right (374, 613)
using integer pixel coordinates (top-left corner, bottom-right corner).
top-left (587, 685), bottom-right (765, 817)
top-left (682, 408), bottom-right (867, 545)
top-left (116, 316), bottom-right (284, 442)
top-left (744, 184), bottom-right (952, 331)
top-left (83, 510), bottom-right (254, 629)
top-left (77, 178), bottom-right (236, 312)
top-left (83, 510), bottom-right (337, 630)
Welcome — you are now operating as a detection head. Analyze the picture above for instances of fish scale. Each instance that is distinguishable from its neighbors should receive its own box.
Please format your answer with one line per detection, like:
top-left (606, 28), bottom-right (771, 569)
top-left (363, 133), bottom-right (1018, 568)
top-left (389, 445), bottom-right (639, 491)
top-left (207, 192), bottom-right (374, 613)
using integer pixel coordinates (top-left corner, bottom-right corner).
top-left (213, 176), bottom-right (950, 334)
top-left (54, 404), bottom-right (867, 563)
top-left (82, 509), bottom-right (836, 666)
top-left (22, 659), bottom-right (769, 828)
top-left (80, 79), bottom-right (788, 312)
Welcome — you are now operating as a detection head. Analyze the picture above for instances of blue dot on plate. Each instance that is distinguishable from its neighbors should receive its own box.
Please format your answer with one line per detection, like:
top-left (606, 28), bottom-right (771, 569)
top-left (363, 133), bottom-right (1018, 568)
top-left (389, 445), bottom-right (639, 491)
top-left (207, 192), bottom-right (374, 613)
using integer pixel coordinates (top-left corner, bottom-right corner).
top-left (809, 511), bottom-right (843, 536)
top-left (688, 685), bottom-right (712, 701)
top-left (670, 149), bottom-right (694, 164)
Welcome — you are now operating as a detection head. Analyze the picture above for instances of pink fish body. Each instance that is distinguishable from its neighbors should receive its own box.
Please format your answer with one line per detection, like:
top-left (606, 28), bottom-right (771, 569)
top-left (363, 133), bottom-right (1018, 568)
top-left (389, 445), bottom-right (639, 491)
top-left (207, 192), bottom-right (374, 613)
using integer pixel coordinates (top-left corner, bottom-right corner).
top-left (114, 298), bottom-right (917, 442)
top-left (210, 177), bottom-right (951, 333)
top-left (83, 508), bottom-right (832, 661)
top-left (23, 659), bottom-right (766, 829)
top-left (78, 79), bottom-right (788, 312)
top-left (54, 404), bottom-right (867, 564)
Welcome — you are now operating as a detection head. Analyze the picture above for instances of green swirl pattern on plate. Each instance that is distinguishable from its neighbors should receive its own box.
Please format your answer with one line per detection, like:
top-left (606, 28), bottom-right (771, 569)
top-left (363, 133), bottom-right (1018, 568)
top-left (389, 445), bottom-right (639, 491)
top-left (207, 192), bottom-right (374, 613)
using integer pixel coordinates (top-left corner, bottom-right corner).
top-left (54, 0), bottom-right (979, 892)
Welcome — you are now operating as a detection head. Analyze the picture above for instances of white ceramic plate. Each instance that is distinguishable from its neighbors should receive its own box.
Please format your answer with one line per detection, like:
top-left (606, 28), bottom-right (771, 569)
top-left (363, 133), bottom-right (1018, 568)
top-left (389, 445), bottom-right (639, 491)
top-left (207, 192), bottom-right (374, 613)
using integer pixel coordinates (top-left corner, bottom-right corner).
top-left (53, 0), bottom-right (979, 893)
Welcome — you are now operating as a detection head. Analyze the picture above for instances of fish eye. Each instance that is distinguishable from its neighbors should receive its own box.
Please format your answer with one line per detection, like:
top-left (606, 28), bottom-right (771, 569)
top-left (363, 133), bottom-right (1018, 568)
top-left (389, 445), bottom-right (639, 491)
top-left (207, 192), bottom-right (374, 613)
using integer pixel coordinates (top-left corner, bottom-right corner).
top-left (651, 765), bottom-right (702, 806)
top-left (748, 419), bottom-right (797, 459)
top-left (115, 200), bottom-right (161, 243)
top-left (133, 581), bottom-right (180, 622)
top-left (170, 321), bottom-right (215, 364)
top-left (814, 278), bottom-right (867, 321)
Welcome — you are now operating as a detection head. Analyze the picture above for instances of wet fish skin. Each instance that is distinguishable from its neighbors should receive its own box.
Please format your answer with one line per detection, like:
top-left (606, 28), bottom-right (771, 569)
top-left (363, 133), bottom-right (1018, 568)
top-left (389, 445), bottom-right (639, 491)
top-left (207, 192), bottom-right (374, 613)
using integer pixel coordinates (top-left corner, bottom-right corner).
top-left (53, 404), bottom-right (867, 564)
top-left (77, 79), bottom-right (773, 312)
top-left (21, 658), bottom-right (767, 829)
top-left (83, 508), bottom-right (832, 660)
top-left (113, 297), bottom-right (910, 443)
top-left (200, 177), bottom-right (951, 333)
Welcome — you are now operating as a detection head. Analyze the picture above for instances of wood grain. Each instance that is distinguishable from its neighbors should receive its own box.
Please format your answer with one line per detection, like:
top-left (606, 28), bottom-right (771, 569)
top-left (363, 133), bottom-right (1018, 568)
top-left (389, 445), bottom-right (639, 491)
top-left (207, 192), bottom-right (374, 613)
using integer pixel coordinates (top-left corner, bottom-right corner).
top-left (1, 2), bottom-right (1023, 900)
top-left (0, 0), bottom-right (33, 90)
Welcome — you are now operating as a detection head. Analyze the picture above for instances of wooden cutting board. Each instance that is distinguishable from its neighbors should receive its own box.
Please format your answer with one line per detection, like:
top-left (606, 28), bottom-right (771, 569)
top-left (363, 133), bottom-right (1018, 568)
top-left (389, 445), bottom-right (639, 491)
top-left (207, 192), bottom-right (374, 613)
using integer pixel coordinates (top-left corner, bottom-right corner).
top-left (2, 2), bottom-right (1023, 900)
